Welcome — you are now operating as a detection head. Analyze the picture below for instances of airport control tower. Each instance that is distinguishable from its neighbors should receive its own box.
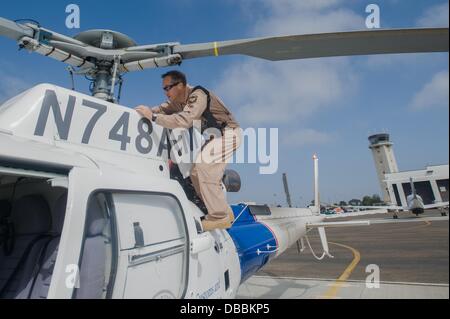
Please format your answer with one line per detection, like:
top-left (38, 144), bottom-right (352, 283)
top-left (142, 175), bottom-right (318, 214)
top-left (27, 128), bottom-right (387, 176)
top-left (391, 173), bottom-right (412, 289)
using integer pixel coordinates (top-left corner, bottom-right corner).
top-left (368, 133), bottom-right (399, 202)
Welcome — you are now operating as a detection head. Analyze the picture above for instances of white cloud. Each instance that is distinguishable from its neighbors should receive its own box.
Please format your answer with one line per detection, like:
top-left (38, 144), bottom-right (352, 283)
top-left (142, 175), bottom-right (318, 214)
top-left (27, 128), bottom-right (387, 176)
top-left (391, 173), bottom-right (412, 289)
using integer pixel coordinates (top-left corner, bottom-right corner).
top-left (216, 58), bottom-right (357, 125)
top-left (417, 2), bottom-right (449, 27)
top-left (410, 70), bottom-right (449, 110)
top-left (364, 53), bottom-right (431, 69)
top-left (282, 128), bottom-right (334, 147)
top-left (250, 2), bottom-right (364, 36)
top-left (214, 0), bottom-right (363, 126)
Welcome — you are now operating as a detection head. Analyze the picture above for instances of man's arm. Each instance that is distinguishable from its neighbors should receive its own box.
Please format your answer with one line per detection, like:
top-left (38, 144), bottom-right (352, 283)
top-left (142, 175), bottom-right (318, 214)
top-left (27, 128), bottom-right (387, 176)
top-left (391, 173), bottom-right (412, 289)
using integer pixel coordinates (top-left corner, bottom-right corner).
top-left (135, 105), bottom-right (155, 121)
top-left (151, 101), bottom-right (171, 114)
top-left (155, 91), bottom-right (207, 129)
top-left (135, 100), bottom-right (175, 122)
top-left (134, 101), bottom-right (171, 117)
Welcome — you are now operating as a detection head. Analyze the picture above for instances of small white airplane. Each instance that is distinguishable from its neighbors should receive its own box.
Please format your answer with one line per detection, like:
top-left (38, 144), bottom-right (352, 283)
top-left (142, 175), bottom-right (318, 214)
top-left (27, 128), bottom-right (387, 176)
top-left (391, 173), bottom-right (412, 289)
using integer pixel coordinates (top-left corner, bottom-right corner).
top-left (346, 178), bottom-right (449, 219)
top-left (0, 17), bottom-right (448, 299)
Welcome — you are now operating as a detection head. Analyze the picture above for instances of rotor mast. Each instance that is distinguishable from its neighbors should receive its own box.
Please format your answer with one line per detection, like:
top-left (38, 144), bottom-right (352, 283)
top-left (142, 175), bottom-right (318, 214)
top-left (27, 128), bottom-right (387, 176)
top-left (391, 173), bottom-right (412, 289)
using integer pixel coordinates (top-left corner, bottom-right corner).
top-left (73, 30), bottom-right (136, 102)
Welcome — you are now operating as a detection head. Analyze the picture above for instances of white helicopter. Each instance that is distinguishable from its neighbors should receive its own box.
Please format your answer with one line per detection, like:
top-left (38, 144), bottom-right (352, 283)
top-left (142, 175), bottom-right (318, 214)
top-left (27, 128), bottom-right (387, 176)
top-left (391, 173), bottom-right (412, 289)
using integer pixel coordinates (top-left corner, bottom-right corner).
top-left (0, 17), bottom-right (448, 299)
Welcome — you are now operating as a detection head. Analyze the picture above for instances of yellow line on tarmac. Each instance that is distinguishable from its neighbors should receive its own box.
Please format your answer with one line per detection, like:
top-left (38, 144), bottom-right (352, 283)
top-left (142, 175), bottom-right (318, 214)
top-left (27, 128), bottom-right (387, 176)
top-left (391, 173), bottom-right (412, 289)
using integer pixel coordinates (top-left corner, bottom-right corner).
top-left (322, 242), bottom-right (361, 299)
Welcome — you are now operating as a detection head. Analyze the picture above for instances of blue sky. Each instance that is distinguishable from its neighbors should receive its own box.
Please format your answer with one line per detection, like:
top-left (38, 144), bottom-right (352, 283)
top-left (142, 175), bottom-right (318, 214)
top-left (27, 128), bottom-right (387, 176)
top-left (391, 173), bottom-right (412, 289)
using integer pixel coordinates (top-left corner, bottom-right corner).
top-left (0, 0), bottom-right (448, 206)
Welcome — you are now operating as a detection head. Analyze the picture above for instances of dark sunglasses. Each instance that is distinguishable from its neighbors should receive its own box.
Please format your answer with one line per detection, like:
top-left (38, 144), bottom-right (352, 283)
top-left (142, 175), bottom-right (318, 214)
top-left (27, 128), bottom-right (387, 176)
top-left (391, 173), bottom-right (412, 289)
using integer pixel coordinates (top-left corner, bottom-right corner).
top-left (163, 82), bottom-right (181, 92)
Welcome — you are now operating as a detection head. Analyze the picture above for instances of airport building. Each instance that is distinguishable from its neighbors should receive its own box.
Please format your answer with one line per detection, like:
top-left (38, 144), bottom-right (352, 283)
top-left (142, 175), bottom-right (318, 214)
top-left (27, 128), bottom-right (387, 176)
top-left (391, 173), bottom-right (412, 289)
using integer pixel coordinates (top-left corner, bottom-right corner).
top-left (385, 164), bottom-right (449, 206)
top-left (368, 133), bottom-right (449, 206)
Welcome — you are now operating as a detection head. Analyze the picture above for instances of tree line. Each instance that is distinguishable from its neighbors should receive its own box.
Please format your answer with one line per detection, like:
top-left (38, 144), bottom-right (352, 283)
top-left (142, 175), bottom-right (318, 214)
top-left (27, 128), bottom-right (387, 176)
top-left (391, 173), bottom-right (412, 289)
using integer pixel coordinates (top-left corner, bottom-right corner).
top-left (310, 194), bottom-right (383, 207)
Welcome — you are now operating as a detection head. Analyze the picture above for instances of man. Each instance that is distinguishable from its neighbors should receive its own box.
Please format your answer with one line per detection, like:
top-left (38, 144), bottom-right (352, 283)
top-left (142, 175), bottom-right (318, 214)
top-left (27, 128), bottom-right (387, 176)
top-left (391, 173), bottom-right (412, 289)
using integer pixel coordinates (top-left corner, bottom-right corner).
top-left (135, 71), bottom-right (241, 231)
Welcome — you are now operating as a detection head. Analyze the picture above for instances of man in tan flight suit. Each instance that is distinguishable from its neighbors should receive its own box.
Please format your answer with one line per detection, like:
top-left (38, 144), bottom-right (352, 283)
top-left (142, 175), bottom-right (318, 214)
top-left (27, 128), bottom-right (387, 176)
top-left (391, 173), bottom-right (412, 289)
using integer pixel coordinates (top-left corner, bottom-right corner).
top-left (135, 70), bottom-right (241, 231)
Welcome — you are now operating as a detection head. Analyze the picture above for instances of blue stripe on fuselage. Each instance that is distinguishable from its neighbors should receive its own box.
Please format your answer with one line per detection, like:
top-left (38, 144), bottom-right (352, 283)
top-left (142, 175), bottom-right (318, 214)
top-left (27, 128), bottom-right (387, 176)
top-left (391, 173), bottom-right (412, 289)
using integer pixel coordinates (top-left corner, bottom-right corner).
top-left (227, 204), bottom-right (277, 283)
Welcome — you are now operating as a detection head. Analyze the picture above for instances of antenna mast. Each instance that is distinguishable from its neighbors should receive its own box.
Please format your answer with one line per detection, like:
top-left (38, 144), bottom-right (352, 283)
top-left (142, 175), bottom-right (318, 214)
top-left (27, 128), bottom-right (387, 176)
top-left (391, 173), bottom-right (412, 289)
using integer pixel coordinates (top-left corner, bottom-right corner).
top-left (282, 173), bottom-right (293, 208)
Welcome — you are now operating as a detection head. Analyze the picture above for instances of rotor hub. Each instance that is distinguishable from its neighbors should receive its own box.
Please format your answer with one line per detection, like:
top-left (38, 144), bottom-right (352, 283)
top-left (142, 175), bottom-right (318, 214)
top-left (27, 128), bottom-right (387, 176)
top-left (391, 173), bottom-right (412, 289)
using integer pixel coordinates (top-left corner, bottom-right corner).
top-left (74, 29), bottom-right (137, 49)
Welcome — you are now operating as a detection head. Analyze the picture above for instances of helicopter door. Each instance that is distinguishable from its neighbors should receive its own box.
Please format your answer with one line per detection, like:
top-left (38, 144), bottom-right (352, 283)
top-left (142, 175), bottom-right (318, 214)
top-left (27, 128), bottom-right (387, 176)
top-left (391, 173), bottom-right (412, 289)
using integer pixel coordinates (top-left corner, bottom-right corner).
top-left (112, 192), bottom-right (189, 299)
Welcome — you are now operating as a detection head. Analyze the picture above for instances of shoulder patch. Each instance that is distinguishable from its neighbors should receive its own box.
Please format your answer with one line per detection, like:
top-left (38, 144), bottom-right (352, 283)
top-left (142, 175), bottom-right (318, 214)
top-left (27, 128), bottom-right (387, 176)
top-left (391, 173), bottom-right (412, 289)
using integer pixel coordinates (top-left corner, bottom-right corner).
top-left (188, 95), bottom-right (198, 104)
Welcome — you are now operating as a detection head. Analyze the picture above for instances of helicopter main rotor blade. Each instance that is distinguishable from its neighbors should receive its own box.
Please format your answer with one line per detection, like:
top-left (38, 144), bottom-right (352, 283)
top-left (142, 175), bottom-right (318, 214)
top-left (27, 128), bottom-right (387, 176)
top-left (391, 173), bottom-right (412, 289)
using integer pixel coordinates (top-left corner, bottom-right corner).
top-left (0, 17), bottom-right (34, 40)
top-left (49, 40), bottom-right (161, 62)
top-left (0, 18), bottom-right (87, 47)
top-left (173, 28), bottom-right (449, 61)
top-left (0, 17), bottom-right (160, 66)
top-left (18, 37), bottom-right (95, 70)
top-left (2, 16), bottom-right (448, 75)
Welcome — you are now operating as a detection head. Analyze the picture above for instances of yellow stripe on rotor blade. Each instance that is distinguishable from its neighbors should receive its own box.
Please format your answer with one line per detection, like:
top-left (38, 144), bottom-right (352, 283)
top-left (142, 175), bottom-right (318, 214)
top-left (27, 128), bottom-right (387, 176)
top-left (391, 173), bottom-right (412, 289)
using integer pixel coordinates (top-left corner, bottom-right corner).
top-left (213, 42), bottom-right (219, 56)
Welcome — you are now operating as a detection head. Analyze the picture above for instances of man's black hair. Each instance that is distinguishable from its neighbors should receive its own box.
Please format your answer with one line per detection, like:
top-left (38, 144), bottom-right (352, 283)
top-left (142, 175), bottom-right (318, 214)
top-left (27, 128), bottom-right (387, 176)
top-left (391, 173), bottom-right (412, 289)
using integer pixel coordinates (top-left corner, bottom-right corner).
top-left (161, 70), bottom-right (187, 86)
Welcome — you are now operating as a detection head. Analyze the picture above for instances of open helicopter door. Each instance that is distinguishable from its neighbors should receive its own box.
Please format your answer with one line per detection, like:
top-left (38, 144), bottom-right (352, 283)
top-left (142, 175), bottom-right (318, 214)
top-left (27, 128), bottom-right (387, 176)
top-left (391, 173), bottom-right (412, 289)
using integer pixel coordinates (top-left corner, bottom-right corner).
top-left (113, 192), bottom-right (189, 299)
top-left (47, 166), bottom-right (195, 299)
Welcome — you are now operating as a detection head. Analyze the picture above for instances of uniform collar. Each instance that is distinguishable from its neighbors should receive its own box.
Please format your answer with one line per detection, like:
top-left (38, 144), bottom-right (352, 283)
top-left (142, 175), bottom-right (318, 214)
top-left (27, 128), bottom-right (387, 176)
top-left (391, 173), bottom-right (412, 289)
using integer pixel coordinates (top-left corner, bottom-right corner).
top-left (184, 85), bottom-right (193, 104)
top-left (170, 85), bottom-right (193, 106)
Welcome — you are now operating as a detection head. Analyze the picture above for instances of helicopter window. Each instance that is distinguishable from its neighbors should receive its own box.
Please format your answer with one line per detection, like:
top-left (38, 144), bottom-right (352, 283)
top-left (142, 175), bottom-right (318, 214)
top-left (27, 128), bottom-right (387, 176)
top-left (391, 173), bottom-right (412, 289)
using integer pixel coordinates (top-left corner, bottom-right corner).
top-left (113, 193), bottom-right (187, 249)
top-left (112, 192), bottom-right (189, 299)
top-left (73, 193), bottom-right (116, 299)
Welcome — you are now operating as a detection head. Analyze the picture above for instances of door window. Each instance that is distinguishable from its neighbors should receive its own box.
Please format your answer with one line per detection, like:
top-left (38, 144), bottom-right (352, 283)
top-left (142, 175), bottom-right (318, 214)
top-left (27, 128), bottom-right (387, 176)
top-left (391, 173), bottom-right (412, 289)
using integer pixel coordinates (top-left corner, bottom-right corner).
top-left (113, 192), bottom-right (188, 299)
